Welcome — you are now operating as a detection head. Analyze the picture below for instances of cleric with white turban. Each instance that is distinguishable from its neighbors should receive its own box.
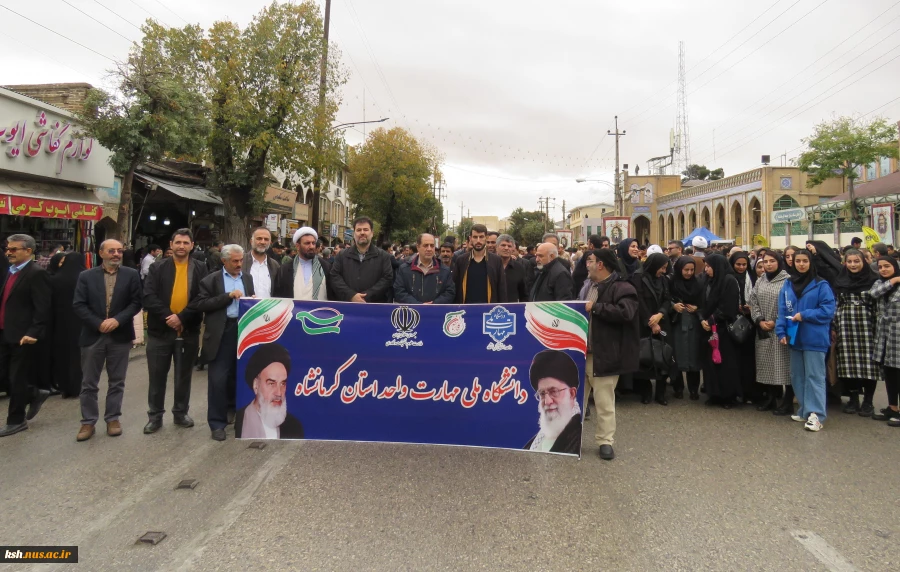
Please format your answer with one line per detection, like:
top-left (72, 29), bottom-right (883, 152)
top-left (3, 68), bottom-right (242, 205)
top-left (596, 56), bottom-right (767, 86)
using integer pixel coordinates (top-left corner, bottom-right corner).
top-left (271, 226), bottom-right (329, 300)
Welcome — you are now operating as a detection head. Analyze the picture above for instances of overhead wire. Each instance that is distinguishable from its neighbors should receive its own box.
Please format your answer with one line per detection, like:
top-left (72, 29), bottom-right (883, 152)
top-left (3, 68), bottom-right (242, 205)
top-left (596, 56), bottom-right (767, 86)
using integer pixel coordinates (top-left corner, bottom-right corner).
top-left (91, 0), bottom-right (144, 33)
top-left (0, 4), bottom-right (116, 62)
top-left (61, 0), bottom-right (136, 43)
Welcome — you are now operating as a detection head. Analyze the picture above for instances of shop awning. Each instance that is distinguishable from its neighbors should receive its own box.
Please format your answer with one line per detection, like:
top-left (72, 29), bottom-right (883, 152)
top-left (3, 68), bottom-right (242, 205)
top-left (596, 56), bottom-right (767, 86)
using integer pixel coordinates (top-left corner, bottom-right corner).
top-left (135, 173), bottom-right (223, 205)
top-left (0, 175), bottom-right (103, 221)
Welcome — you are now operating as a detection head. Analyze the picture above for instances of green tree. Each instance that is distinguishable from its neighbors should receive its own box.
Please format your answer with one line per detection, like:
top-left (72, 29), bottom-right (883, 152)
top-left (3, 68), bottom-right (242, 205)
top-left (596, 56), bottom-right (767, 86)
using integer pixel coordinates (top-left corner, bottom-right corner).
top-left (456, 217), bottom-right (474, 240)
top-left (347, 127), bottom-right (444, 242)
top-left (77, 22), bottom-right (208, 242)
top-left (174, 1), bottom-right (346, 244)
top-left (708, 167), bottom-right (725, 180)
top-left (519, 220), bottom-right (546, 247)
top-left (798, 116), bottom-right (899, 222)
top-left (506, 208), bottom-right (545, 245)
top-left (681, 164), bottom-right (725, 183)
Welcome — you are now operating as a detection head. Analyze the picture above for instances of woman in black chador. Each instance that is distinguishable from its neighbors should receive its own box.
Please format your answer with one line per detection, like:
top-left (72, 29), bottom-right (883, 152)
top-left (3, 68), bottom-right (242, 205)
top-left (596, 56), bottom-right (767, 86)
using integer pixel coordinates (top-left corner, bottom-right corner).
top-left (51, 252), bottom-right (86, 398)
top-left (700, 254), bottom-right (742, 408)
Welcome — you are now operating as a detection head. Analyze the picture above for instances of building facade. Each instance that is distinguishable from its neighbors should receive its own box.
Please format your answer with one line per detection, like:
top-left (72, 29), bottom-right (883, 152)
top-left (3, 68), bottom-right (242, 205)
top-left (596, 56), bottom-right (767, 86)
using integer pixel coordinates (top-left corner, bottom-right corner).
top-left (567, 201), bottom-right (615, 243)
top-left (623, 167), bottom-right (845, 249)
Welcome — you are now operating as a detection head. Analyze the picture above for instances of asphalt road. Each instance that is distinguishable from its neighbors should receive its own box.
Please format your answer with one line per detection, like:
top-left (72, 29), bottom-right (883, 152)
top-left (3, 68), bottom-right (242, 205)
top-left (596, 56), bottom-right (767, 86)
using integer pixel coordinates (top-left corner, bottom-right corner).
top-left (0, 351), bottom-right (897, 571)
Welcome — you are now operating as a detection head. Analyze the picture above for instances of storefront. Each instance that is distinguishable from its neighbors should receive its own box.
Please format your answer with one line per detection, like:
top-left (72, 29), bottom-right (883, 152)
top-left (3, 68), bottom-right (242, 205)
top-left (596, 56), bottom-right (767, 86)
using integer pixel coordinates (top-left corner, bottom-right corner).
top-left (0, 87), bottom-right (113, 256)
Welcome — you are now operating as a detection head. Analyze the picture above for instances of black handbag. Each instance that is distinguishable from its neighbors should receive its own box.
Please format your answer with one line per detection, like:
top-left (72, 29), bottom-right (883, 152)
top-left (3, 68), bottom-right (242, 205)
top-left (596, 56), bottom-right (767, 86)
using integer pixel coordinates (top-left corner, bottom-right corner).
top-left (639, 334), bottom-right (675, 374)
top-left (727, 315), bottom-right (754, 344)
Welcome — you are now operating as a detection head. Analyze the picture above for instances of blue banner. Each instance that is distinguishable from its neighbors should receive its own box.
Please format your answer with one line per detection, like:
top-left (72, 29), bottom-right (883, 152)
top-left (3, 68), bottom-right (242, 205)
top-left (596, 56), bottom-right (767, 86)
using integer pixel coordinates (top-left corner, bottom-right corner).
top-left (235, 300), bottom-right (589, 457)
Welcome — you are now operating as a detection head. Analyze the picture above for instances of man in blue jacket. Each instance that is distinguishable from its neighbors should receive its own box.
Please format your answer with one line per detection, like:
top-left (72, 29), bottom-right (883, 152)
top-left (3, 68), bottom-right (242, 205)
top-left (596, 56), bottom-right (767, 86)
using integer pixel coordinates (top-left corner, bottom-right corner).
top-left (393, 233), bottom-right (455, 304)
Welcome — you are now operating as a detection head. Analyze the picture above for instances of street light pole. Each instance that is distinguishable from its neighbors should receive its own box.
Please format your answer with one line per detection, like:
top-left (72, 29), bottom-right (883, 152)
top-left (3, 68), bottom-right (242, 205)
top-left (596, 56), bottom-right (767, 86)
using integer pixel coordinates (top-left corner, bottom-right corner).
top-left (329, 117), bottom-right (389, 133)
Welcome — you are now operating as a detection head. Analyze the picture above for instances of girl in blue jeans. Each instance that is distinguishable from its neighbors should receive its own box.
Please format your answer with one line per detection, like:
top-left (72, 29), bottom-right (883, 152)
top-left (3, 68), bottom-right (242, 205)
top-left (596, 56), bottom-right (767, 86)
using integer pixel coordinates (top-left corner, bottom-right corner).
top-left (776, 249), bottom-right (836, 431)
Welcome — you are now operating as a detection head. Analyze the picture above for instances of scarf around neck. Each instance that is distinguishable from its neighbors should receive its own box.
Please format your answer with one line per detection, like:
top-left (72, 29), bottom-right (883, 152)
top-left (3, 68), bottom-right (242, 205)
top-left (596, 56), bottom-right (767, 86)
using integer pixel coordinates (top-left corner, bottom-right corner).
top-left (834, 250), bottom-right (879, 295)
top-left (616, 238), bottom-right (639, 276)
top-left (670, 256), bottom-right (703, 305)
top-left (294, 254), bottom-right (325, 299)
top-left (790, 250), bottom-right (818, 299)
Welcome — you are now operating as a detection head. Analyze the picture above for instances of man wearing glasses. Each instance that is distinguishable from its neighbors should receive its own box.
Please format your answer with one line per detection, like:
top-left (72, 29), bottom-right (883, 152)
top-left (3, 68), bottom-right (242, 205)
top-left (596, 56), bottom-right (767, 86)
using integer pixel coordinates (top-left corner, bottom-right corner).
top-left (524, 350), bottom-right (582, 455)
top-left (71, 240), bottom-right (143, 441)
top-left (0, 234), bottom-right (52, 437)
top-left (666, 240), bottom-right (684, 275)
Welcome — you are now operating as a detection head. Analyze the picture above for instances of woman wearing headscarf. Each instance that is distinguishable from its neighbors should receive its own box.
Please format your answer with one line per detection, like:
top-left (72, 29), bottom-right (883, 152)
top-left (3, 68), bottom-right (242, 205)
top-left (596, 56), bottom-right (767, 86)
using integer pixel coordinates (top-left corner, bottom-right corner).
top-left (754, 257), bottom-right (766, 280)
top-left (870, 256), bottom-right (900, 426)
top-left (51, 252), bottom-right (87, 398)
top-left (633, 253), bottom-right (674, 404)
top-left (616, 238), bottom-right (641, 278)
top-left (776, 249), bottom-right (836, 431)
top-left (47, 252), bottom-right (65, 276)
top-left (833, 249), bottom-right (880, 416)
top-left (700, 254), bottom-right (742, 408)
top-left (670, 256), bottom-right (704, 399)
top-left (750, 251), bottom-right (793, 412)
top-left (730, 252), bottom-right (760, 404)
top-left (783, 245), bottom-right (799, 277)
top-left (806, 240), bottom-right (842, 287)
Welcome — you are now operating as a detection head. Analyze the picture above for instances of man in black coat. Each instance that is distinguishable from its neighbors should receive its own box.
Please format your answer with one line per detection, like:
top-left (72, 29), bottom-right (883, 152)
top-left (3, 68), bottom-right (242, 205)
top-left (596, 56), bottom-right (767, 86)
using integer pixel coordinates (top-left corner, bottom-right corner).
top-left (393, 233), bottom-right (455, 304)
top-left (245, 227), bottom-right (280, 298)
top-left (190, 244), bottom-right (255, 441)
top-left (142, 228), bottom-right (207, 434)
top-left (523, 350), bottom-right (582, 455)
top-left (0, 234), bottom-right (52, 437)
top-left (529, 243), bottom-right (574, 302)
top-left (72, 239), bottom-right (143, 441)
top-left (273, 227), bottom-right (334, 300)
top-left (329, 217), bottom-right (393, 303)
top-left (496, 234), bottom-right (528, 302)
top-left (582, 248), bottom-right (640, 461)
top-left (452, 224), bottom-right (508, 304)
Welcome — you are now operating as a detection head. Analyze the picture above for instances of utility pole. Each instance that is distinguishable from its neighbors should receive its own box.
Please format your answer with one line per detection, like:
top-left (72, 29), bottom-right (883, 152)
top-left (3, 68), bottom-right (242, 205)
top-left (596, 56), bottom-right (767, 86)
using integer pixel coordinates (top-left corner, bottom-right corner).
top-left (310, 0), bottom-right (332, 233)
top-left (561, 199), bottom-right (566, 227)
top-left (608, 116), bottom-right (626, 216)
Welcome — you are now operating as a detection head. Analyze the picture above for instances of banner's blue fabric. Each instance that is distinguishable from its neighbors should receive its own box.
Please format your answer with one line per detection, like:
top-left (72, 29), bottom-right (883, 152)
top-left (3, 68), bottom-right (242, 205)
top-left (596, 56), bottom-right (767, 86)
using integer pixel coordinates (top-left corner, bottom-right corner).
top-left (235, 300), bottom-right (588, 457)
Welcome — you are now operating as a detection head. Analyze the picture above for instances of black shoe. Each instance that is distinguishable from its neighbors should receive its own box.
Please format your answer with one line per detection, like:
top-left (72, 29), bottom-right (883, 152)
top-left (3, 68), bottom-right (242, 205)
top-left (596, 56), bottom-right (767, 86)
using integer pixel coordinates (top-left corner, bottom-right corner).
top-left (48, 387), bottom-right (61, 397)
top-left (211, 428), bottom-right (226, 441)
top-left (226, 410), bottom-right (236, 425)
top-left (598, 444), bottom-right (615, 460)
top-left (143, 419), bottom-right (162, 434)
top-left (888, 416), bottom-right (900, 428)
top-left (773, 398), bottom-right (794, 416)
top-left (584, 406), bottom-right (591, 421)
top-left (721, 402), bottom-right (733, 410)
top-left (655, 397), bottom-right (668, 406)
top-left (25, 389), bottom-right (51, 421)
top-left (673, 390), bottom-right (684, 399)
top-left (843, 395), bottom-right (860, 414)
top-left (858, 401), bottom-right (875, 417)
top-left (0, 422), bottom-right (27, 437)
top-left (173, 415), bottom-right (194, 428)
top-left (689, 392), bottom-right (699, 401)
top-left (873, 407), bottom-right (897, 421)
top-left (756, 395), bottom-right (777, 412)
top-left (195, 364), bottom-right (206, 371)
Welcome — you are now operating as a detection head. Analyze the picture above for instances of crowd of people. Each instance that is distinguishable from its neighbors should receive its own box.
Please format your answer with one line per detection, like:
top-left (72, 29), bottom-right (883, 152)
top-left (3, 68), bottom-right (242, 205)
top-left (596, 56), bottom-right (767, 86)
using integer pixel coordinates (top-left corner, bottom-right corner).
top-left (1, 218), bottom-right (899, 464)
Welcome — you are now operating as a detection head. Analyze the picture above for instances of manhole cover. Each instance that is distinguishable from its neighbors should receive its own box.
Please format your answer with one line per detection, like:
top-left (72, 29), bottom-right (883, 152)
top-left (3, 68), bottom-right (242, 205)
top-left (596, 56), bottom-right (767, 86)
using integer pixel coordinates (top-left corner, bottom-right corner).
top-left (176, 479), bottom-right (199, 490)
top-left (138, 532), bottom-right (167, 545)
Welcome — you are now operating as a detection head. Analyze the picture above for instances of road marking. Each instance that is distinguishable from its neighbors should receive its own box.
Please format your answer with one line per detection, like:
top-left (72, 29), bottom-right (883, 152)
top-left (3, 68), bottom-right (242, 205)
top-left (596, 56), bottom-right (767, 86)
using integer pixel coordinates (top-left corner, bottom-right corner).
top-left (170, 447), bottom-right (299, 572)
top-left (790, 530), bottom-right (858, 572)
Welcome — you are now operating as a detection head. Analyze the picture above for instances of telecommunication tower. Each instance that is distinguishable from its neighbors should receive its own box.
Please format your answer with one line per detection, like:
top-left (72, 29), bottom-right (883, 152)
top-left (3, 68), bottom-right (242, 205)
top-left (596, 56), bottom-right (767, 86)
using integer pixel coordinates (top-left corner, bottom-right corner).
top-left (674, 41), bottom-right (691, 177)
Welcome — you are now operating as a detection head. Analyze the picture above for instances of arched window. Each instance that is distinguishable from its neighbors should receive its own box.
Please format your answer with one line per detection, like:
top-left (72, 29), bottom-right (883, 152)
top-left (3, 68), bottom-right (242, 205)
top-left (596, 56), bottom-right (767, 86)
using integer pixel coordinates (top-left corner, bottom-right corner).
top-left (773, 195), bottom-right (800, 210)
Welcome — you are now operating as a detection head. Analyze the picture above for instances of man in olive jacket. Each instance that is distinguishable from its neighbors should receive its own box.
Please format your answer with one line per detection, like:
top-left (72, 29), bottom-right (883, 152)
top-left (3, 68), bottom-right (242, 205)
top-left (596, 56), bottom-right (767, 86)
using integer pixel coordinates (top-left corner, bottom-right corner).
top-left (581, 247), bottom-right (639, 461)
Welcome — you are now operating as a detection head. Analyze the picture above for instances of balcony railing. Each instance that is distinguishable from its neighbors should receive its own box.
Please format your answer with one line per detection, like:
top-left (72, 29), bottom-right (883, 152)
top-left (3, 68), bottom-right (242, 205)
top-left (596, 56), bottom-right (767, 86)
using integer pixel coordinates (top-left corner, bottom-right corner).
top-left (657, 169), bottom-right (763, 204)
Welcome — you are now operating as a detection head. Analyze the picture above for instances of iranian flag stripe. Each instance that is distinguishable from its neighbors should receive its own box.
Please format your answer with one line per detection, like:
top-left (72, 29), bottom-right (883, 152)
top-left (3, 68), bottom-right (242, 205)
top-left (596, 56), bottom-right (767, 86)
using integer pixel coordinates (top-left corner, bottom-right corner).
top-left (524, 303), bottom-right (588, 354)
top-left (236, 299), bottom-right (294, 358)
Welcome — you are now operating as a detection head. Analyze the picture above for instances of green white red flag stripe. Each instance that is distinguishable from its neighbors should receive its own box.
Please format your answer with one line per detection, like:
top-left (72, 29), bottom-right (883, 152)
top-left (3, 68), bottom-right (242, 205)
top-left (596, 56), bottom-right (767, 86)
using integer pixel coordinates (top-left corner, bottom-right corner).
top-left (524, 302), bottom-right (589, 355)
top-left (237, 299), bottom-right (294, 357)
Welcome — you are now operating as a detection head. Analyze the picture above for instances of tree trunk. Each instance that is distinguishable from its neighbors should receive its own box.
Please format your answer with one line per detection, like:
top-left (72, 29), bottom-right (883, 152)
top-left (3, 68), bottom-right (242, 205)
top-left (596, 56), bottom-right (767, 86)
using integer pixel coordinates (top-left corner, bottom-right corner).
top-left (848, 175), bottom-right (859, 222)
top-left (222, 191), bottom-right (251, 247)
top-left (113, 163), bottom-right (136, 244)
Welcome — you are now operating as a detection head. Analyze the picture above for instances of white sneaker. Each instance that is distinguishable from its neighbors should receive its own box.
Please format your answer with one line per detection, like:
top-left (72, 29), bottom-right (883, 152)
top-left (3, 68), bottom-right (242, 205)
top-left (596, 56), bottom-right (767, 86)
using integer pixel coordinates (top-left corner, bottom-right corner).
top-left (804, 413), bottom-right (823, 432)
top-left (791, 414), bottom-right (806, 422)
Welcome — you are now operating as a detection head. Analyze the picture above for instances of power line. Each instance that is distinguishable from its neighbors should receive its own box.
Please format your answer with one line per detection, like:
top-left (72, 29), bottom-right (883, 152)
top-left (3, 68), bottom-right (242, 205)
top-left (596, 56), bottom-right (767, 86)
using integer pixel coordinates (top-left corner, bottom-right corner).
top-left (0, 4), bottom-right (116, 62)
top-left (91, 0), bottom-right (143, 32)
top-left (147, 0), bottom-right (189, 25)
top-left (125, 0), bottom-right (173, 28)
top-left (61, 0), bottom-right (135, 43)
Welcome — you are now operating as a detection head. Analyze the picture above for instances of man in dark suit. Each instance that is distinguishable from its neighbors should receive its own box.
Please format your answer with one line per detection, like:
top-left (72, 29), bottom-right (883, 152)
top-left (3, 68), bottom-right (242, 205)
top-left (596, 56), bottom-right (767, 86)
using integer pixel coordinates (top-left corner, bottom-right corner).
top-left (245, 227), bottom-right (280, 298)
top-left (496, 234), bottom-right (528, 302)
top-left (0, 234), bottom-right (52, 437)
top-left (142, 228), bottom-right (207, 434)
top-left (72, 239), bottom-right (143, 441)
top-left (452, 224), bottom-right (508, 304)
top-left (191, 244), bottom-right (255, 441)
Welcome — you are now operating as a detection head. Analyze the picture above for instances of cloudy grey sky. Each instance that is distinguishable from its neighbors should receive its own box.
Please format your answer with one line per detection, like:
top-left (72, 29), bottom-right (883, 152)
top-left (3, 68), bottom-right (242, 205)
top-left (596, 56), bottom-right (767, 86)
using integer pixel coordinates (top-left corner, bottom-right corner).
top-left (4, 0), bottom-right (899, 224)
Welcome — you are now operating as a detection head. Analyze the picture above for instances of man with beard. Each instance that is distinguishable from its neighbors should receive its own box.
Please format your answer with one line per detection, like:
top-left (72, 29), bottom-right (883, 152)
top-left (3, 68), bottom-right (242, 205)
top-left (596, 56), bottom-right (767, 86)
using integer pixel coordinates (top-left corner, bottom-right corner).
top-left (529, 243), bottom-right (574, 301)
top-left (667, 240), bottom-right (683, 275)
top-left (273, 227), bottom-right (333, 300)
top-left (235, 343), bottom-right (303, 439)
top-left (452, 224), bottom-right (507, 304)
top-left (497, 234), bottom-right (528, 302)
top-left (541, 233), bottom-right (571, 270)
top-left (524, 350), bottom-right (582, 455)
top-left (599, 236), bottom-right (611, 249)
top-left (439, 243), bottom-right (454, 269)
top-left (330, 217), bottom-right (394, 303)
top-left (191, 244), bottom-right (255, 440)
top-left (394, 233), bottom-right (455, 303)
top-left (245, 227), bottom-right (280, 299)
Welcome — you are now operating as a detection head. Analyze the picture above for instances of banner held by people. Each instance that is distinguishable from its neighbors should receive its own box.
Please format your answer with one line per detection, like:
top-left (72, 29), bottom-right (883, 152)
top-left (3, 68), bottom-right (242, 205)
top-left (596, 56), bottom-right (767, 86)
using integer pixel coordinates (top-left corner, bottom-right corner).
top-left (235, 300), bottom-right (588, 457)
